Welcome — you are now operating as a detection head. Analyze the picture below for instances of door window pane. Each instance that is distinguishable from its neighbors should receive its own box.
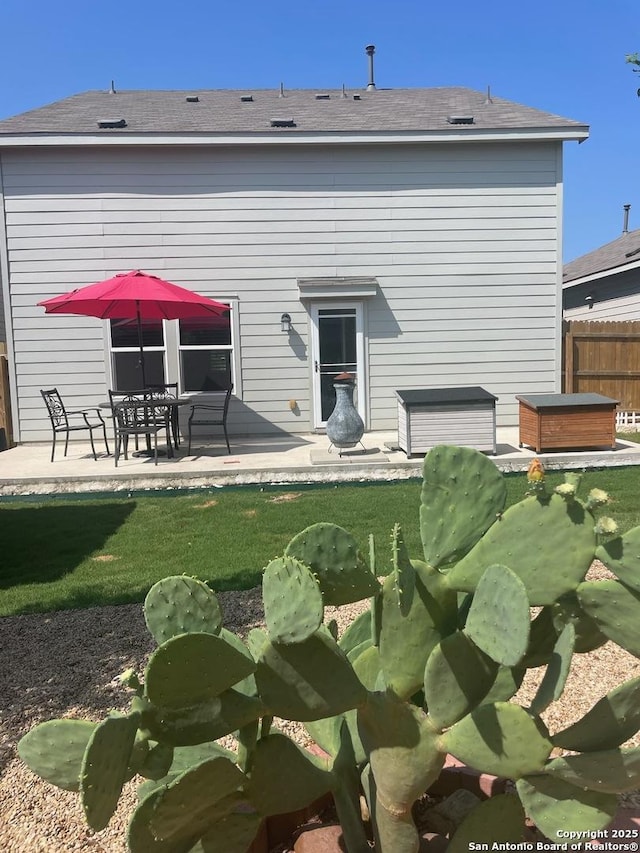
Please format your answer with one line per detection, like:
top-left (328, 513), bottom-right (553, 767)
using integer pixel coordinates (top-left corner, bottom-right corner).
top-left (317, 308), bottom-right (358, 421)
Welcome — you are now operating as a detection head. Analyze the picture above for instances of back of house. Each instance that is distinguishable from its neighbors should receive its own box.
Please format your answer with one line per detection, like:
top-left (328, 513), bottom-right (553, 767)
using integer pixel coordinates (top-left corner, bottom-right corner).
top-left (0, 60), bottom-right (588, 443)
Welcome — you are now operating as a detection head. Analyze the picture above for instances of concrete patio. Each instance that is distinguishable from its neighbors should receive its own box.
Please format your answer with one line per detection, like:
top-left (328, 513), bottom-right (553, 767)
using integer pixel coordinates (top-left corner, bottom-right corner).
top-left (2, 427), bottom-right (640, 496)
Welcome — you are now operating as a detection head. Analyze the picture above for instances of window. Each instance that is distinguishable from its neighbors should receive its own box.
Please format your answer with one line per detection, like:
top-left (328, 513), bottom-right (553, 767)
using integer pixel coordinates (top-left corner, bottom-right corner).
top-left (179, 308), bottom-right (233, 392)
top-left (110, 319), bottom-right (166, 390)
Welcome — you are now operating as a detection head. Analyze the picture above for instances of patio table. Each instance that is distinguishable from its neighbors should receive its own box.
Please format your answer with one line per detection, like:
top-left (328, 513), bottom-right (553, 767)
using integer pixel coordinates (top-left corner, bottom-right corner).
top-left (100, 397), bottom-right (193, 458)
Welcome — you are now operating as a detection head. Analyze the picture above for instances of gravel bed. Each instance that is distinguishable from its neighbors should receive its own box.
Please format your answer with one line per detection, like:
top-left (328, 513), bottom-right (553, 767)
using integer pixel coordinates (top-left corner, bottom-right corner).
top-left (1, 564), bottom-right (639, 851)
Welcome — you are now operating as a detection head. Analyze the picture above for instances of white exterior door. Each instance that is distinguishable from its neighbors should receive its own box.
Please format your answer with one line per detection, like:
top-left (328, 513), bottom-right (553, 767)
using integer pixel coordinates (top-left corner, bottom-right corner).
top-left (310, 302), bottom-right (366, 429)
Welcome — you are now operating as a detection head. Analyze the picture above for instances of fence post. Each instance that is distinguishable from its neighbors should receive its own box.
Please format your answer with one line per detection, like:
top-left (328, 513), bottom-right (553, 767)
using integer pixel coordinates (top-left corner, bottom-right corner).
top-left (0, 342), bottom-right (14, 450)
top-left (563, 320), bottom-right (574, 394)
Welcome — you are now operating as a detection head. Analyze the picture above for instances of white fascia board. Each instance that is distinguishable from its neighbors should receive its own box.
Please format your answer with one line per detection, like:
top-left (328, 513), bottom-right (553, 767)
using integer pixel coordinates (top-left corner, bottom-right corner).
top-left (0, 126), bottom-right (590, 148)
top-left (562, 257), bottom-right (640, 289)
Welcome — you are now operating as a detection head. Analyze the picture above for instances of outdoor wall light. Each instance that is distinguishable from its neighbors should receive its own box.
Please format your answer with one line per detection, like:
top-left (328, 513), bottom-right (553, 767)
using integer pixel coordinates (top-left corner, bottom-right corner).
top-left (280, 312), bottom-right (292, 333)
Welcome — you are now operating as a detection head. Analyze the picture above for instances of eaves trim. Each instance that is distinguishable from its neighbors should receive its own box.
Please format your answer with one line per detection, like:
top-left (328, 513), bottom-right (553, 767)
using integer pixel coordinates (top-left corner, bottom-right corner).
top-left (562, 257), bottom-right (640, 289)
top-left (0, 127), bottom-right (590, 148)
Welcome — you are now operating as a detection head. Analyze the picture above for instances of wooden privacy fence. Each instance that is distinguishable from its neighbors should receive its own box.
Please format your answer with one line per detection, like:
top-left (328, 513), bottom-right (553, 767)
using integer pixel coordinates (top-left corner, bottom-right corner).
top-left (0, 343), bottom-right (14, 450)
top-left (563, 320), bottom-right (640, 419)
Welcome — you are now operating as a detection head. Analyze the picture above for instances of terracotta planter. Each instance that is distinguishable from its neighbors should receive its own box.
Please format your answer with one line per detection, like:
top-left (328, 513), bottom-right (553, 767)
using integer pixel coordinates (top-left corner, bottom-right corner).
top-left (247, 757), bottom-right (640, 853)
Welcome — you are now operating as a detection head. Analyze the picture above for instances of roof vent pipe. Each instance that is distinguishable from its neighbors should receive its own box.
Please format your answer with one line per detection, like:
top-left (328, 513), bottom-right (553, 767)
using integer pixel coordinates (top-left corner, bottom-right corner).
top-left (623, 204), bottom-right (631, 234)
top-left (365, 44), bottom-right (376, 91)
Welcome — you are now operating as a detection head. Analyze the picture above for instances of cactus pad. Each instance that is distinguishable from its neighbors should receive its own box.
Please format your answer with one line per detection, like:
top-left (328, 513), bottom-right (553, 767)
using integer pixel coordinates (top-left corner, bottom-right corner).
top-left (447, 494), bottom-right (597, 605)
top-left (391, 523), bottom-right (415, 615)
top-left (304, 715), bottom-right (343, 758)
top-left (150, 757), bottom-right (246, 841)
top-left (545, 746), bottom-right (640, 793)
top-left (81, 713), bottom-right (139, 831)
top-left (530, 623), bottom-right (575, 716)
top-left (522, 607), bottom-right (559, 668)
top-left (420, 444), bottom-right (506, 568)
top-left (350, 642), bottom-right (382, 691)
top-left (447, 794), bottom-right (527, 853)
top-left (481, 664), bottom-right (526, 705)
top-left (255, 631), bottom-right (366, 721)
top-left (128, 790), bottom-right (197, 853)
top-left (424, 631), bottom-right (498, 729)
top-left (596, 527), bottom-right (640, 593)
top-left (17, 719), bottom-right (97, 792)
top-left (444, 702), bottom-right (552, 779)
top-left (338, 609), bottom-right (373, 656)
top-left (552, 676), bottom-right (640, 752)
top-left (262, 556), bottom-right (323, 644)
top-left (551, 593), bottom-right (607, 654)
top-left (198, 808), bottom-right (262, 852)
top-left (284, 523), bottom-right (379, 605)
top-left (246, 733), bottom-right (331, 816)
top-left (144, 575), bottom-right (222, 645)
top-left (137, 742), bottom-right (174, 781)
top-left (464, 563), bottom-right (530, 667)
top-left (357, 691), bottom-right (445, 817)
top-left (142, 689), bottom-right (264, 747)
top-left (144, 632), bottom-right (256, 709)
top-left (577, 579), bottom-right (640, 656)
top-left (515, 775), bottom-right (618, 841)
top-left (379, 559), bottom-right (458, 699)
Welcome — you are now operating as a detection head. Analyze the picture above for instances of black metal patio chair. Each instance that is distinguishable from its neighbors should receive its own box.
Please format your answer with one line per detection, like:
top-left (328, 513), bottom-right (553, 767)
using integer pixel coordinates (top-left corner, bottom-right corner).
top-left (187, 385), bottom-right (233, 455)
top-left (145, 382), bottom-right (180, 450)
top-left (40, 388), bottom-right (110, 462)
top-left (108, 391), bottom-right (169, 466)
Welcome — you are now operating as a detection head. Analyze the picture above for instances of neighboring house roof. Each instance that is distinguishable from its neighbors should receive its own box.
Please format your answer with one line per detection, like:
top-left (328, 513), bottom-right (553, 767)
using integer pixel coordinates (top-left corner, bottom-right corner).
top-left (0, 87), bottom-right (588, 144)
top-left (563, 228), bottom-right (640, 287)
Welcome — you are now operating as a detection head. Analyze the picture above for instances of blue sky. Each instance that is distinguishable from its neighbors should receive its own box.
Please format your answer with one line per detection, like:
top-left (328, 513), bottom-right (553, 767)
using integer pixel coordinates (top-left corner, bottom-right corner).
top-left (1, 0), bottom-right (638, 262)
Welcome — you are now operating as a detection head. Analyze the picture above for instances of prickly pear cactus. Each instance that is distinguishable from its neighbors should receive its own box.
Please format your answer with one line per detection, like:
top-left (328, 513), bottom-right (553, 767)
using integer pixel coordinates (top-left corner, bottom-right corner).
top-left (17, 448), bottom-right (640, 853)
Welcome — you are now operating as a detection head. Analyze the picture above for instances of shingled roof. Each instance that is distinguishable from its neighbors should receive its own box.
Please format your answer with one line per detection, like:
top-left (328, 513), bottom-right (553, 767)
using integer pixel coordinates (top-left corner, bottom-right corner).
top-left (0, 87), bottom-right (587, 137)
top-left (563, 228), bottom-right (640, 285)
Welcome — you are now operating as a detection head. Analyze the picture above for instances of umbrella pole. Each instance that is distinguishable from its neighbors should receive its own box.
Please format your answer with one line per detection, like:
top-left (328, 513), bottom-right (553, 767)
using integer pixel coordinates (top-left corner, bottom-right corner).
top-left (136, 302), bottom-right (147, 388)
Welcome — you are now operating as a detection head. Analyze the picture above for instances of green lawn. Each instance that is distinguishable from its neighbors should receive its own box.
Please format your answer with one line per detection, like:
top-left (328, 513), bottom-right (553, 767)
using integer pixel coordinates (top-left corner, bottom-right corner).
top-left (1, 466), bottom-right (639, 617)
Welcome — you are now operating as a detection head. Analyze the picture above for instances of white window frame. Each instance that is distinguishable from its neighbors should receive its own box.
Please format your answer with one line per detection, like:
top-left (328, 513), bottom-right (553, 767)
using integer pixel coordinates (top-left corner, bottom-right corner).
top-left (105, 299), bottom-right (241, 396)
top-left (310, 301), bottom-right (366, 429)
top-left (177, 300), bottom-right (240, 396)
top-left (107, 319), bottom-right (168, 390)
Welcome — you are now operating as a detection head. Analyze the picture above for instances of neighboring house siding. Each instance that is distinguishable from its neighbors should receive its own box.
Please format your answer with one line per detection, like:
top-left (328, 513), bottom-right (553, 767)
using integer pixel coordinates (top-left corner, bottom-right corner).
top-left (564, 269), bottom-right (640, 320)
top-left (1, 141), bottom-right (561, 442)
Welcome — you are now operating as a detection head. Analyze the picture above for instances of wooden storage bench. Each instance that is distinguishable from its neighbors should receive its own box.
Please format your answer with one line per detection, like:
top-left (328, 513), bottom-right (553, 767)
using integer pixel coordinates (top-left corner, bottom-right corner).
top-left (516, 393), bottom-right (618, 453)
top-left (395, 387), bottom-right (497, 457)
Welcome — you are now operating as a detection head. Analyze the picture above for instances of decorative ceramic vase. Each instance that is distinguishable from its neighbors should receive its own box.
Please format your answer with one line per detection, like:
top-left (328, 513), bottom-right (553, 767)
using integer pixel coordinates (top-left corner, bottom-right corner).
top-left (326, 377), bottom-right (365, 450)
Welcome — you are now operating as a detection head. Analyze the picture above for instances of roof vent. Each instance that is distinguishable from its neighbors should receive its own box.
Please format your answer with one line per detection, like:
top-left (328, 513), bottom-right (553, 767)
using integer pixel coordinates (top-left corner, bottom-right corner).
top-left (315, 93), bottom-right (330, 100)
top-left (365, 44), bottom-right (376, 91)
top-left (447, 115), bottom-right (474, 125)
top-left (185, 95), bottom-right (199, 103)
top-left (353, 94), bottom-right (361, 101)
top-left (270, 118), bottom-right (296, 128)
top-left (97, 118), bottom-right (127, 128)
top-left (240, 95), bottom-right (254, 102)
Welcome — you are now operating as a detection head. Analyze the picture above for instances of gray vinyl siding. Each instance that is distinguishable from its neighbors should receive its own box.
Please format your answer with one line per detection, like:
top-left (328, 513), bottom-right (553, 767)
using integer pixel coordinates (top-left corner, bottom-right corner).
top-left (0, 141), bottom-right (562, 442)
top-left (563, 269), bottom-right (640, 320)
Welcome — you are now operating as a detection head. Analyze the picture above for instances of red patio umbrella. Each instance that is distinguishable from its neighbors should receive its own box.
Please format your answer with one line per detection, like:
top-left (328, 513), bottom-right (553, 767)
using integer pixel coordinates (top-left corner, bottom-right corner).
top-left (38, 270), bottom-right (230, 387)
